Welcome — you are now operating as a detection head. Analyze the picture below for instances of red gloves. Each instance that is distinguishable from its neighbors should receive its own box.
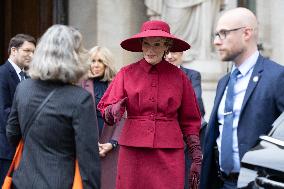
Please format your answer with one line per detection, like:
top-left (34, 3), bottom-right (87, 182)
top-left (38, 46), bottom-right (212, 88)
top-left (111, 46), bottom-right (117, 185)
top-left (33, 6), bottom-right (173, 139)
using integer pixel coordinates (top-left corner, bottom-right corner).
top-left (104, 97), bottom-right (127, 125)
top-left (186, 135), bottom-right (202, 189)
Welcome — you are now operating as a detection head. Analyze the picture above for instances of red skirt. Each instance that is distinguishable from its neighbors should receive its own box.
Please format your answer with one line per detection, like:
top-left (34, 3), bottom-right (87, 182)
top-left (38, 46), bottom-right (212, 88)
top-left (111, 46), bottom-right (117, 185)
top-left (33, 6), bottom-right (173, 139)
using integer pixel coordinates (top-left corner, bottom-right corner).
top-left (116, 146), bottom-right (185, 189)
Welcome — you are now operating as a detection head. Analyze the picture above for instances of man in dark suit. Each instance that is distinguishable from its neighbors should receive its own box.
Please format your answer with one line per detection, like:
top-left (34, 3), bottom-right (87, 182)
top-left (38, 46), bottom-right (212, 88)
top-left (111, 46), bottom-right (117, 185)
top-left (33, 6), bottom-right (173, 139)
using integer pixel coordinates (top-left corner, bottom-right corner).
top-left (0, 34), bottom-right (35, 185)
top-left (165, 51), bottom-right (206, 189)
top-left (200, 7), bottom-right (284, 189)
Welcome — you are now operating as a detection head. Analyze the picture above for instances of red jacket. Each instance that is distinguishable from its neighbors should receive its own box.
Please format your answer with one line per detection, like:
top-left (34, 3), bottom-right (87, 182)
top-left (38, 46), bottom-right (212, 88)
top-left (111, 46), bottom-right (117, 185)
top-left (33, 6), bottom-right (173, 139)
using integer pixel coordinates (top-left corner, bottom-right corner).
top-left (98, 59), bottom-right (201, 148)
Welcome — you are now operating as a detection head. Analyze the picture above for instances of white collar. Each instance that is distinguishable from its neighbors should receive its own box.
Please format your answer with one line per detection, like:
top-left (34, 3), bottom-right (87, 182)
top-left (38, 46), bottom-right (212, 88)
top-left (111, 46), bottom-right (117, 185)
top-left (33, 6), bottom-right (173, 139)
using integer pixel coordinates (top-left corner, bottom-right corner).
top-left (232, 51), bottom-right (259, 77)
top-left (8, 58), bottom-right (22, 74)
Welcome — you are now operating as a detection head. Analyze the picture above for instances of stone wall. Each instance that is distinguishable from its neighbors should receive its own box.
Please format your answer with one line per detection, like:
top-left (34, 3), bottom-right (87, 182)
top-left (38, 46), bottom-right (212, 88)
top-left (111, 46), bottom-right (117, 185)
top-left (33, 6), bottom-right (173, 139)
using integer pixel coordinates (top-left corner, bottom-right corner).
top-left (69, 0), bottom-right (148, 71)
top-left (257, 0), bottom-right (284, 65)
top-left (69, 0), bottom-right (97, 49)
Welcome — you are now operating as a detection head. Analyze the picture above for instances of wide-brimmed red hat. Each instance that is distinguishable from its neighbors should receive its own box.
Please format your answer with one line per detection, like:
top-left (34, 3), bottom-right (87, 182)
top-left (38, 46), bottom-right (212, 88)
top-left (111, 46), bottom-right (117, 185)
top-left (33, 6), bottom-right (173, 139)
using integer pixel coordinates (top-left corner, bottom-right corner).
top-left (120, 20), bottom-right (190, 52)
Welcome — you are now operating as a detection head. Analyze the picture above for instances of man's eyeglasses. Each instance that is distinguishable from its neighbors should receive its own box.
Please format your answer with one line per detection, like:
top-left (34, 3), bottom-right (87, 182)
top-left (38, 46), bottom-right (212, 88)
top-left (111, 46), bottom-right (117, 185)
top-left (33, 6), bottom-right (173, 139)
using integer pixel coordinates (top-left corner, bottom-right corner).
top-left (214, 27), bottom-right (246, 40)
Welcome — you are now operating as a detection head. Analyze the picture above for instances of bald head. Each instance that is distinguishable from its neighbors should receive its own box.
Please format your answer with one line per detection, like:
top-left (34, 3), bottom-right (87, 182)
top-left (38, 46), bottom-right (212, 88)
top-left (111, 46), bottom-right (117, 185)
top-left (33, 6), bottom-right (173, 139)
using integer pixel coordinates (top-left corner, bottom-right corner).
top-left (218, 8), bottom-right (258, 41)
top-left (221, 8), bottom-right (257, 28)
top-left (214, 8), bottom-right (259, 65)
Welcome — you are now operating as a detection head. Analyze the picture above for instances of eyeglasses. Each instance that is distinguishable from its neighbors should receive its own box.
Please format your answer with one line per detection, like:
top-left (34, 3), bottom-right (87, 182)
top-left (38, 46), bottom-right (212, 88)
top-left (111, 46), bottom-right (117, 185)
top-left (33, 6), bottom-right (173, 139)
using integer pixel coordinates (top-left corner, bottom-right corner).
top-left (214, 27), bottom-right (246, 40)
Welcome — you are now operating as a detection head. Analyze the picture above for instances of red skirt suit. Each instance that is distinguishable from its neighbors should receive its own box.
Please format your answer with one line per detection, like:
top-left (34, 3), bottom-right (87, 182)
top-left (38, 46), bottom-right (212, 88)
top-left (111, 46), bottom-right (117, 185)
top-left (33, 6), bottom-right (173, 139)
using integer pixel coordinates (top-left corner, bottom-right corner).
top-left (98, 59), bottom-right (201, 189)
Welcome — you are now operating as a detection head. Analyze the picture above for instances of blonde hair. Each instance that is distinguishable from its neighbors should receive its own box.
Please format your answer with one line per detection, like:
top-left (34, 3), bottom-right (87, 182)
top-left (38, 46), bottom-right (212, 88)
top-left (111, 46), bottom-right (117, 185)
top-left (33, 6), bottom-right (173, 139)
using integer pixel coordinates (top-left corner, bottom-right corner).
top-left (28, 25), bottom-right (89, 83)
top-left (88, 46), bottom-right (116, 82)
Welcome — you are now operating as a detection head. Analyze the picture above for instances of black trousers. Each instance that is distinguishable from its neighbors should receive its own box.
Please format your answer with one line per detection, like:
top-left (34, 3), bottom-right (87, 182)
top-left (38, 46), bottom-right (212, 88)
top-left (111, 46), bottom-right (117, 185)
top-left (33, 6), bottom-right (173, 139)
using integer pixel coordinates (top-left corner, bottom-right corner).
top-left (0, 158), bottom-right (12, 186)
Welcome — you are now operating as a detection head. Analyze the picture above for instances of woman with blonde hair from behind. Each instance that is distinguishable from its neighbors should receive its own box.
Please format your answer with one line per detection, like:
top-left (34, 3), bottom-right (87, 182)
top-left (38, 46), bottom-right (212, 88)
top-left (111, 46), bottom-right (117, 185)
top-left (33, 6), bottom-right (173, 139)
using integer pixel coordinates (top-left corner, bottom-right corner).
top-left (6, 25), bottom-right (101, 189)
top-left (82, 46), bottom-right (123, 189)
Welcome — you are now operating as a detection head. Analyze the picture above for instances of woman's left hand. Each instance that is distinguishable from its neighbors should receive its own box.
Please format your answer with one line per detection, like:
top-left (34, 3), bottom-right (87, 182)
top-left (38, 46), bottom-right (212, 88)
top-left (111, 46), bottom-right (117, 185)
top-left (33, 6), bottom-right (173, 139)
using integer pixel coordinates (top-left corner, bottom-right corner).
top-left (98, 142), bottom-right (113, 157)
top-left (189, 162), bottom-right (200, 189)
top-left (186, 135), bottom-right (202, 189)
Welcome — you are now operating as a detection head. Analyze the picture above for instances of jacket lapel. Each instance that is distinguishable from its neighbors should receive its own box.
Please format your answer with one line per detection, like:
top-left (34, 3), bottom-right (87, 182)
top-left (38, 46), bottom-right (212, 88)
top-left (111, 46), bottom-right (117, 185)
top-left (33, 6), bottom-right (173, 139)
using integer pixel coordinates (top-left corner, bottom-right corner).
top-left (212, 74), bottom-right (230, 116)
top-left (240, 55), bottom-right (264, 114)
top-left (207, 74), bottom-right (230, 140)
top-left (82, 79), bottom-right (95, 99)
top-left (6, 61), bottom-right (20, 83)
top-left (204, 74), bottom-right (230, 154)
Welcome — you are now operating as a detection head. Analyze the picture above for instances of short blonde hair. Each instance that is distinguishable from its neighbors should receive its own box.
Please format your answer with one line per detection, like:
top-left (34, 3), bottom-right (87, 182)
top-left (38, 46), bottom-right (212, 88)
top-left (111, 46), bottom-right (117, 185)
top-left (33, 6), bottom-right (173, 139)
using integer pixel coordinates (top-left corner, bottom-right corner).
top-left (28, 25), bottom-right (89, 83)
top-left (88, 46), bottom-right (116, 82)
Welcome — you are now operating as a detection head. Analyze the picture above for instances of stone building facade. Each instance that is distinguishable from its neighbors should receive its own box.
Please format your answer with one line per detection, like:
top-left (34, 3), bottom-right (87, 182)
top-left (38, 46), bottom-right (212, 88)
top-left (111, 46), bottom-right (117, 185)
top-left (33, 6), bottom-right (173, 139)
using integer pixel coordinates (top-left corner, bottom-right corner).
top-left (68, 0), bottom-right (284, 119)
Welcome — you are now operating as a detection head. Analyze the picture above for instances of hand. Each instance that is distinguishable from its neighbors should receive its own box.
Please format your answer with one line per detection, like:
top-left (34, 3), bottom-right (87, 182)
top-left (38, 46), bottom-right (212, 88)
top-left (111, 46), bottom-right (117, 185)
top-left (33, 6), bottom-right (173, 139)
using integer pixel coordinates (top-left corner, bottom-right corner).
top-left (98, 142), bottom-right (113, 157)
top-left (111, 97), bottom-right (127, 123)
top-left (186, 135), bottom-right (202, 189)
top-left (189, 162), bottom-right (200, 189)
top-left (104, 106), bottom-right (115, 125)
top-left (104, 97), bottom-right (127, 125)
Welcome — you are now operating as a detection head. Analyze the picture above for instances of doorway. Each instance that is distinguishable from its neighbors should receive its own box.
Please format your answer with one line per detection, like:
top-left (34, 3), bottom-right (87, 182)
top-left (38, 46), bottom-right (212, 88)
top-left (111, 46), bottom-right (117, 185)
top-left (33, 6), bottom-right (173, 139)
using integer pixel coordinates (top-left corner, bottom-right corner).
top-left (0, 0), bottom-right (68, 64)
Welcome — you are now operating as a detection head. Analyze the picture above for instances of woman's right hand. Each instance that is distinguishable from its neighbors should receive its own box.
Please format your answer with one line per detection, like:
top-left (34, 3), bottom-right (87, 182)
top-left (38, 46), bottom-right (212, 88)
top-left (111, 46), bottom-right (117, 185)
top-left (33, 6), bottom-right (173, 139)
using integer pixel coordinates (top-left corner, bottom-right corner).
top-left (98, 142), bottom-right (113, 157)
top-left (104, 97), bottom-right (127, 125)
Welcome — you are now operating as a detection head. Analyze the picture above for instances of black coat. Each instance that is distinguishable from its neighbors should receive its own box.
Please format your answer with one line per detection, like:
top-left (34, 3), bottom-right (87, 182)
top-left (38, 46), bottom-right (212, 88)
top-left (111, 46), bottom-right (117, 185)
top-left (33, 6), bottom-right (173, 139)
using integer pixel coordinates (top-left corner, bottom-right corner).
top-left (0, 60), bottom-right (20, 159)
top-left (6, 79), bottom-right (101, 189)
top-left (180, 66), bottom-right (205, 117)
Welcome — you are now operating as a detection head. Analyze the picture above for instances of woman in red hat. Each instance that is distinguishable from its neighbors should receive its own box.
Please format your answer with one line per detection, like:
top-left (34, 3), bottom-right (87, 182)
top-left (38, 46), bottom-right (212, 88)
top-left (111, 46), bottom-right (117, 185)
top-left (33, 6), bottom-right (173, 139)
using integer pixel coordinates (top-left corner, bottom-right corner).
top-left (98, 20), bottom-right (202, 189)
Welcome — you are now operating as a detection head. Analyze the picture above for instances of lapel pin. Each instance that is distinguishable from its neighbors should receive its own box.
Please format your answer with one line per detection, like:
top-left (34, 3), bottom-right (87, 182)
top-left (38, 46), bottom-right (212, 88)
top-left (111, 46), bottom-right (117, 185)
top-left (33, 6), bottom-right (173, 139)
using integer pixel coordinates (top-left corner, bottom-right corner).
top-left (253, 76), bottom-right (259, 82)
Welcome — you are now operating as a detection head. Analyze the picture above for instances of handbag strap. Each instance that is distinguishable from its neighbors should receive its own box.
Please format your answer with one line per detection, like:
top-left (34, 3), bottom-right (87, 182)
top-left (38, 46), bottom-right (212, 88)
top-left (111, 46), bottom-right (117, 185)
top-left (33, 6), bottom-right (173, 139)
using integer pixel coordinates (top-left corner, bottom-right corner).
top-left (22, 88), bottom-right (57, 138)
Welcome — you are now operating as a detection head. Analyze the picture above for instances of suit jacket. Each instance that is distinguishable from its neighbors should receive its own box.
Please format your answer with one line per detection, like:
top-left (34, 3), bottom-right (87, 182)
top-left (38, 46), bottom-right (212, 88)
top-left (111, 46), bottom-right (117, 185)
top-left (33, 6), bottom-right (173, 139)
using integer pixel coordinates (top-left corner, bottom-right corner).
top-left (0, 60), bottom-right (20, 159)
top-left (200, 55), bottom-right (284, 189)
top-left (6, 79), bottom-right (101, 189)
top-left (180, 66), bottom-right (205, 117)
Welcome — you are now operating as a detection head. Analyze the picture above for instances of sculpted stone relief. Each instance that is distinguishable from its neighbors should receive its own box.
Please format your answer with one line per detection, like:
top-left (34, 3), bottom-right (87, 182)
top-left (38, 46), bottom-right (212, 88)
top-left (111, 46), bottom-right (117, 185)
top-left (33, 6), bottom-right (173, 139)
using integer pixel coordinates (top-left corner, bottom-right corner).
top-left (145, 0), bottom-right (223, 62)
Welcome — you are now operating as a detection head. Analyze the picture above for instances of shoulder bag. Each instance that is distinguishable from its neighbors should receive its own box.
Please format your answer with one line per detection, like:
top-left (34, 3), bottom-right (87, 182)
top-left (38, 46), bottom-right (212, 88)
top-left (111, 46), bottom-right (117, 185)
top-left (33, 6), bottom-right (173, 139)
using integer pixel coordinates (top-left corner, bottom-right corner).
top-left (2, 88), bottom-right (83, 189)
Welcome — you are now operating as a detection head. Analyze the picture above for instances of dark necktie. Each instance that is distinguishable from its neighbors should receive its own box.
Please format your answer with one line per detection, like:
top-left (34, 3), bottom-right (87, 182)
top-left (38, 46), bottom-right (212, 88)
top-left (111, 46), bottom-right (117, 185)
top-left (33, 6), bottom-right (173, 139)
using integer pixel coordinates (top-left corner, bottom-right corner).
top-left (19, 71), bottom-right (26, 81)
top-left (221, 68), bottom-right (240, 175)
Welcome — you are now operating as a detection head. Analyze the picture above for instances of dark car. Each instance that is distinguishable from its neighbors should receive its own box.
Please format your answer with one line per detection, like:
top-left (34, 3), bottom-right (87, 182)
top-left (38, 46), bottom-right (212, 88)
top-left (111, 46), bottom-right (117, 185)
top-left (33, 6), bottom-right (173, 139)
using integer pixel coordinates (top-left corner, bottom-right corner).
top-left (238, 112), bottom-right (284, 189)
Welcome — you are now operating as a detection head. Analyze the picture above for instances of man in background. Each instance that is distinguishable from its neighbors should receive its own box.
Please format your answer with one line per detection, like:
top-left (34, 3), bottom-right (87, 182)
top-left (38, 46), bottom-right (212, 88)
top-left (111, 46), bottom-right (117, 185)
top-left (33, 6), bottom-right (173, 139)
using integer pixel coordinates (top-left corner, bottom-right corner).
top-left (0, 34), bottom-right (36, 185)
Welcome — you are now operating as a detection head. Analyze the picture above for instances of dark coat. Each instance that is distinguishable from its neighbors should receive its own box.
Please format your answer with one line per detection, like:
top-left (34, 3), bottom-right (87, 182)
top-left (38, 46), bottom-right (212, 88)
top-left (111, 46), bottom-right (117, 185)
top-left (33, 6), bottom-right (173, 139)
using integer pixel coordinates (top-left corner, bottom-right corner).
top-left (200, 55), bottom-right (284, 189)
top-left (180, 66), bottom-right (205, 117)
top-left (6, 79), bottom-right (101, 189)
top-left (0, 60), bottom-right (20, 160)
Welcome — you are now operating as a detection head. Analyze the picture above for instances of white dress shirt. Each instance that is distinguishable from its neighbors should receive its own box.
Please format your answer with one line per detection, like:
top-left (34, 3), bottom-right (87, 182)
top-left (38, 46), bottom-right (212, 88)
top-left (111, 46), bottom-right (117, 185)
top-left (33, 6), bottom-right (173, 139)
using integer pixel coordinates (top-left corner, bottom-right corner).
top-left (8, 58), bottom-right (24, 81)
